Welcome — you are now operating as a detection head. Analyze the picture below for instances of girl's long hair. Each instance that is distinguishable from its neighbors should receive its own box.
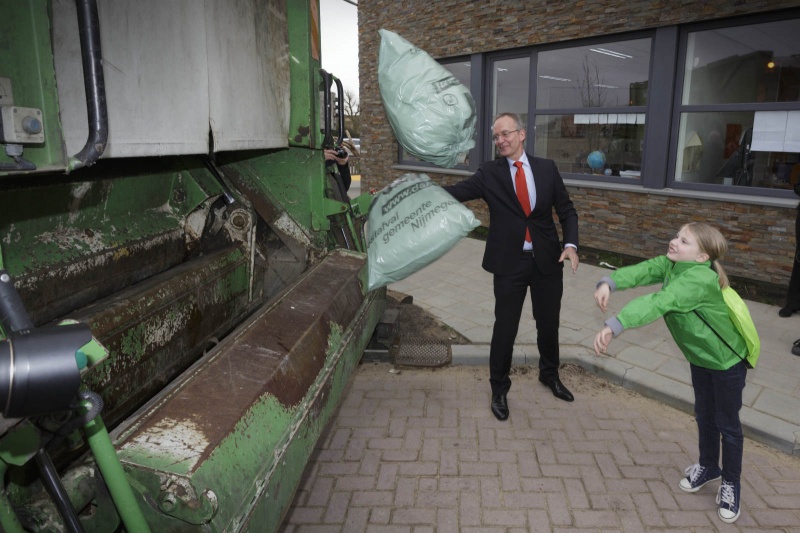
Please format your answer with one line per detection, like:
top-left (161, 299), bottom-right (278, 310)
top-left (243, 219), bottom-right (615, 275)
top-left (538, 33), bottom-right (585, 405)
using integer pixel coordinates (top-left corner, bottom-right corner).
top-left (683, 222), bottom-right (730, 289)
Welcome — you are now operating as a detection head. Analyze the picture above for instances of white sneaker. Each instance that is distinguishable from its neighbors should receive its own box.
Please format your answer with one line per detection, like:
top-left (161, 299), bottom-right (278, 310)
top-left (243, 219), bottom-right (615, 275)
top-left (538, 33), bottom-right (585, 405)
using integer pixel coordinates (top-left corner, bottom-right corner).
top-left (716, 480), bottom-right (741, 524)
top-left (679, 463), bottom-right (721, 493)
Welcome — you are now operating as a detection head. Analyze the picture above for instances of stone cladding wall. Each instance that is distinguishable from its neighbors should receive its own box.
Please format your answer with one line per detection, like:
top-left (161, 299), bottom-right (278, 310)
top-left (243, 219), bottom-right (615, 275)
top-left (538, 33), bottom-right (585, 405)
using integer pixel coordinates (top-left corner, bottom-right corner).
top-left (357, 0), bottom-right (800, 285)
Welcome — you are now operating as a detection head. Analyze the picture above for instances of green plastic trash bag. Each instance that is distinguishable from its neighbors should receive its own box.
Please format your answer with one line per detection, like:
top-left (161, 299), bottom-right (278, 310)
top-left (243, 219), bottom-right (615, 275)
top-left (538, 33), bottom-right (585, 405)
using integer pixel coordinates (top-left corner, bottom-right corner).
top-left (378, 29), bottom-right (476, 168)
top-left (366, 173), bottom-right (480, 291)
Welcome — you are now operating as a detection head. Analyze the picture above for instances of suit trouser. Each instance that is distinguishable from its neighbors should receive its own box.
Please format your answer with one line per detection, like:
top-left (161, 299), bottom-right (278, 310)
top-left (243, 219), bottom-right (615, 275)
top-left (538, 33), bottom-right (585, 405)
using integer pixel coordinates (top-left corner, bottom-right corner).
top-left (489, 252), bottom-right (563, 395)
top-left (785, 207), bottom-right (800, 309)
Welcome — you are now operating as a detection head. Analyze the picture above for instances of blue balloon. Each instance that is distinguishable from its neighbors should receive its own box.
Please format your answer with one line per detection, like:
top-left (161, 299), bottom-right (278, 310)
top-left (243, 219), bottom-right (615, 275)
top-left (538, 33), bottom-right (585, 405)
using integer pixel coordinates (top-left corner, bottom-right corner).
top-left (587, 150), bottom-right (606, 171)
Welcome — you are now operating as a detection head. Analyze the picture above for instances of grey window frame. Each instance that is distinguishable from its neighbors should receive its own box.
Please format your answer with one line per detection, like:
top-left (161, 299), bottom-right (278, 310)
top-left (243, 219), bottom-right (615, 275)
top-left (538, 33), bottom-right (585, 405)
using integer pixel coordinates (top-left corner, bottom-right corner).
top-left (666, 10), bottom-right (800, 199)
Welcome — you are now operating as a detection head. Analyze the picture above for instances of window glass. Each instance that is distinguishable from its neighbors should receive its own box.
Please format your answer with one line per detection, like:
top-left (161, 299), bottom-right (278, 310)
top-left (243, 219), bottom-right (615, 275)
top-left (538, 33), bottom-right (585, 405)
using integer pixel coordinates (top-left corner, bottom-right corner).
top-left (674, 111), bottom-right (800, 190)
top-left (536, 39), bottom-right (651, 109)
top-left (530, 38), bottom-right (651, 179)
top-left (492, 57), bottom-right (529, 158)
top-left (398, 60), bottom-right (473, 168)
top-left (534, 114), bottom-right (645, 177)
top-left (682, 20), bottom-right (800, 105)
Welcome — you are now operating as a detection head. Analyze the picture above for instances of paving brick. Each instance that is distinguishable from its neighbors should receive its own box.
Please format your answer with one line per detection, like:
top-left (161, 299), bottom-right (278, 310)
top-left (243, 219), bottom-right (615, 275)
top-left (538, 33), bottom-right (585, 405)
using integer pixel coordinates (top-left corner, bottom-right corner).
top-left (458, 492), bottom-right (481, 527)
top-left (376, 463), bottom-right (398, 491)
top-left (500, 462), bottom-right (522, 491)
top-left (662, 509), bottom-right (714, 528)
top-left (382, 450), bottom-right (420, 462)
top-left (393, 477), bottom-right (416, 507)
top-left (370, 507), bottom-right (391, 525)
top-left (323, 491), bottom-right (350, 524)
top-left (564, 478), bottom-right (589, 509)
top-left (573, 509), bottom-right (621, 528)
top-left (502, 492), bottom-right (548, 509)
top-left (334, 476), bottom-right (376, 492)
top-left (344, 507), bottom-right (370, 531)
top-left (481, 509), bottom-right (527, 527)
top-left (344, 437), bottom-right (366, 461)
top-left (281, 365), bottom-right (800, 532)
top-left (391, 508), bottom-right (436, 525)
top-left (631, 493), bottom-right (667, 527)
top-left (436, 508), bottom-right (459, 533)
top-left (306, 476), bottom-right (334, 507)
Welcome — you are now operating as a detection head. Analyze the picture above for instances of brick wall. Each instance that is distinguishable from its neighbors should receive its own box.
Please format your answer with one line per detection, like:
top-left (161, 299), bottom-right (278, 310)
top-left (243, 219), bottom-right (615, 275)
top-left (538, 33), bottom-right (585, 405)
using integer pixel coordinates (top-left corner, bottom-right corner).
top-left (358, 0), bottom-right (800, 285)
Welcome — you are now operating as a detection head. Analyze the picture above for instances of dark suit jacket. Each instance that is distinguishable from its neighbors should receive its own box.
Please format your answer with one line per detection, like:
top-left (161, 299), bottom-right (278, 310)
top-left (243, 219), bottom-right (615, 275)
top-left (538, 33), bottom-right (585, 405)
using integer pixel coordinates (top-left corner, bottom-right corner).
top-left (444, 153), bottom-right (578, 276)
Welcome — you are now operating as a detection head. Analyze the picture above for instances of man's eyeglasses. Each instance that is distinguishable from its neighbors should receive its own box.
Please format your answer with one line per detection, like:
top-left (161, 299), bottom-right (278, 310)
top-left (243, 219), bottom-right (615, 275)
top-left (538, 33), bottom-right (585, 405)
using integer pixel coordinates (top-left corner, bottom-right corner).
top-left (492, 129), bottom-right (520, 142)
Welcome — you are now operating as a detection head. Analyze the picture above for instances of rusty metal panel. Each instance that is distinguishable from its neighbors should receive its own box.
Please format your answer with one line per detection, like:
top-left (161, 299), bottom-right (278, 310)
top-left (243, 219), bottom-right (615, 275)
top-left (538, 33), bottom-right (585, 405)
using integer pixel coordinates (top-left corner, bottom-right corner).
top-left (21, 229), bottom-right (187, 326)
top-left (113, 250), bottom-right (372, 529)
top-left (116, 251), bottom-right (364, 466)
top-left (68, 246), bottom-right (253, 429)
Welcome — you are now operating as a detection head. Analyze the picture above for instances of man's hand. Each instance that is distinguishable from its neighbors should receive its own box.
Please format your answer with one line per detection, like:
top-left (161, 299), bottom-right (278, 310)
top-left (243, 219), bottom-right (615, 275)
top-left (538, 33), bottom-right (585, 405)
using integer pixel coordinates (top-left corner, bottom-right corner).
top-left (559, 246), bottom-right (579, 274)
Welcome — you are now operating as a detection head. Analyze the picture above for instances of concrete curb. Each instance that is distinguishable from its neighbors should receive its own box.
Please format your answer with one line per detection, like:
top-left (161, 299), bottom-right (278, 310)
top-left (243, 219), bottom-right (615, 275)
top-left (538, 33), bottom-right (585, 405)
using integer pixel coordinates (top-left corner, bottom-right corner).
top-left (451, 343), bottom-right (800, 456)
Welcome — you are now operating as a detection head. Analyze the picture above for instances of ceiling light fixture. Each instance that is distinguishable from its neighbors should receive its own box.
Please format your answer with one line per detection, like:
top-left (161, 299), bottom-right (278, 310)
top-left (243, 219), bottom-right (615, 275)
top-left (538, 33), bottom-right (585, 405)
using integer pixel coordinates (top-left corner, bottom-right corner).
top-left (539, 75), bottom-right (572, 82)
top-left (590, 47), bottom-right (633, 59)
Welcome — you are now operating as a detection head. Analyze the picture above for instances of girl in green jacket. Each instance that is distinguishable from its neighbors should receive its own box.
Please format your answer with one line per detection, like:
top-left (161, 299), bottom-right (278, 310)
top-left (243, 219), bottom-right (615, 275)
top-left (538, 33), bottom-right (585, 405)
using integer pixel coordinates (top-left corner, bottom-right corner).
top-left (593, 222), bottom-right (746, 524)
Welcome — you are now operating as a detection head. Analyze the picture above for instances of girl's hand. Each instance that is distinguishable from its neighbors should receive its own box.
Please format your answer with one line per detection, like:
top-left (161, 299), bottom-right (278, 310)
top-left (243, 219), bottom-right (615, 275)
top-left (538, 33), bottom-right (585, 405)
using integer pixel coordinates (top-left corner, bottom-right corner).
top-left (594, 326), bottom-right (613, 355)
top-left (594, 283), bottom-right (610, 312)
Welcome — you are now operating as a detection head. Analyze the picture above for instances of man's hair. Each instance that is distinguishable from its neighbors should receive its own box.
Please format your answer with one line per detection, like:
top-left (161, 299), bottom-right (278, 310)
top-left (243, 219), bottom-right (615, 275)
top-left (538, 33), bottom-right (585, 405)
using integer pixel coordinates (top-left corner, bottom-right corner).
top-left (493, 112), bottom-right (524, 131)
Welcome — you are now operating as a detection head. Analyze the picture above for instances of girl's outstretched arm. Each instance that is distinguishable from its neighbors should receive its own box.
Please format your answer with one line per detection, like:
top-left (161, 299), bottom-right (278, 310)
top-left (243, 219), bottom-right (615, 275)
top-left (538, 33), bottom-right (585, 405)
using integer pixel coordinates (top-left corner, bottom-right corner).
top-left (594, 326), bottom-right (613, 355)
top-left (594, 282), bottom-right (611, 312)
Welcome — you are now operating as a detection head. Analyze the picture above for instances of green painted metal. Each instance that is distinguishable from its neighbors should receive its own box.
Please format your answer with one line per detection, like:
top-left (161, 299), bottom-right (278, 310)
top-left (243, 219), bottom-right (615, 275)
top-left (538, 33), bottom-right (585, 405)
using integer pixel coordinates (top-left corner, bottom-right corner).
top-left (286, 0), bottom-right (319, 149)
top-left (83, 412), bottom-right (151, 533)
top-left (0, 461), bottom-right (26, 533)
top-left (219, 148), bottom-right (334, 235)
top-left (0, 0), bottom-right (67, 172)
top-left (108, 252), bottom-right (384, 531)
top-left (0, 160), bottom-right (220, 279)
top-left (241, 288), bottom-right (385, 530)
top-left (0, 0), bottom-right (384, 530)
top-left (73, 247), bottom-right (253, 430)
top-left (0, 422), bottom-right (40, 468)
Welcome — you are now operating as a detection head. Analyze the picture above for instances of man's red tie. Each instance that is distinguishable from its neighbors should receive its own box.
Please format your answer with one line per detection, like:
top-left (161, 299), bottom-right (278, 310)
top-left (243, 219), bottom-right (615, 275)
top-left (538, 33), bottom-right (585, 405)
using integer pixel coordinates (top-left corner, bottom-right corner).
top-left (514, 161), bottom-right (532, 243)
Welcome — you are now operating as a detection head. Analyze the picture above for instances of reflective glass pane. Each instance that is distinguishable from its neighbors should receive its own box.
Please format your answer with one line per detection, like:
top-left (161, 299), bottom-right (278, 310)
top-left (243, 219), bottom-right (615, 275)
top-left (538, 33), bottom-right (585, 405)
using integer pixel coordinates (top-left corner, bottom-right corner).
top-left (444, 61), bottom-right (471, 87)
top-left (682, 19), bottom-right (800, 104)
top-left (674, 111), bottom-right (800, 190)
top-left (536, 39), bottom-right (651, 109)
top-left (533, 114), bottom-right (645, 178)
top-left (492, 57), bottom-right (529, 158)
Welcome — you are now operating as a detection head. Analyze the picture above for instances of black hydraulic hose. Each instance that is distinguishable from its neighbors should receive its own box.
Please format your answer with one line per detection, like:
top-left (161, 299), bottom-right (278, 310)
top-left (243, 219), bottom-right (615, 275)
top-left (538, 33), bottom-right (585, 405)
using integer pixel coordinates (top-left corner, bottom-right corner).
top-left (202, 157), bottom-right (236, 205)
top-left (320, 69), bottom-right (333, 149)
top-left (35, 450), bottom-right (86, 533)
top-left (334, 77), bottom-right (345, 143)
top-left (0, 269), bottom-right (33, 334)
top-left (70, 0), bottom-right (108, 170)
top-left (46, 389), bottom-right (104, 448)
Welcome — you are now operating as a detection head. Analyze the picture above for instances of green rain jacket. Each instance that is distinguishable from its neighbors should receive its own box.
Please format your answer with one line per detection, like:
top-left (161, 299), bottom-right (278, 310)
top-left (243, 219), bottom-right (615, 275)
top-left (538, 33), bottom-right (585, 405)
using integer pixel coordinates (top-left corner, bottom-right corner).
top-left (603, 256), bottom-right (746, 371)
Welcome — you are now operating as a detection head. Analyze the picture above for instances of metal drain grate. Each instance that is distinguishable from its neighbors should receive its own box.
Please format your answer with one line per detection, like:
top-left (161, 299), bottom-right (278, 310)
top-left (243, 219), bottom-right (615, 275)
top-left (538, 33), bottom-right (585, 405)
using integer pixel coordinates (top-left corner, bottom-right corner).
top-left (389, 336), bottom-right (452, 367)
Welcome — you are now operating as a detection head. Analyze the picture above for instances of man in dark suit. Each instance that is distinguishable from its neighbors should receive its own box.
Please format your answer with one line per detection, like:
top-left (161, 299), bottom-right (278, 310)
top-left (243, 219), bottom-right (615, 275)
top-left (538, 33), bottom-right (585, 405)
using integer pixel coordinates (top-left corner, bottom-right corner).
top-left (444, 112), bottom-right (579, 420)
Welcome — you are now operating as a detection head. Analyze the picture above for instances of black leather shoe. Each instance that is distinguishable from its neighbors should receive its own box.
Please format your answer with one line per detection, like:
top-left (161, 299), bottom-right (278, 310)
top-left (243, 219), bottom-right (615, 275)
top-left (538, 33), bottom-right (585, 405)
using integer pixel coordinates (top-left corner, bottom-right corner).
top-left (490, 394), bottom-right (509, 420)
top-left (779, 306), bottom-right (795, 318)
top-left (539, 376), bottom-right (574, 402)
